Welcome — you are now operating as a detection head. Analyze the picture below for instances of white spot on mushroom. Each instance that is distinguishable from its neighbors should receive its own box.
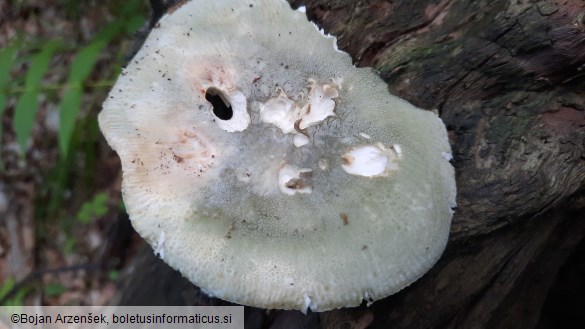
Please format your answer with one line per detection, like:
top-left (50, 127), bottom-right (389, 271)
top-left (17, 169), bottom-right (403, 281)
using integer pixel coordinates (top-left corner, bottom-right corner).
top-left (293, 134), bottom-right (310, 147)
top-left (155, 231), bottom-right (165, 259)
top-left (302, 294), bottom-right (311, 314)
top-left (393, 143), bottom-right (402, 156)
top-left (260, 81), bottom-right (338, 133)
top-left (213, 89), bottom-right (250, 132)
top-left (364, 290), bottom-right (375, 307)
top-left (298, 81), bottom-right (338, 130)
top-left (342, 143), bottom-right (400, 177)
top-left (302, 293), bottom-right (318, 314)
top-left (359, 132), bottom-right (371, 139)
top-left (310, 298), bottom-right (318, 312)
top-left (278, 164), bottom-right (312, 195)
top-left (442, 151), bottom-right (453, 161)
top-left (259, 90), bottom-right (299, 134)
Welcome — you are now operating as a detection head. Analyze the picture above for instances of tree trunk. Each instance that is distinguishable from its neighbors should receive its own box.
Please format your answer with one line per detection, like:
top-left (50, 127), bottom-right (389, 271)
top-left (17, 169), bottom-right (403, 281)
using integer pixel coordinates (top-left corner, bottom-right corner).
top-left (116, 1), bottom-right (585, 328)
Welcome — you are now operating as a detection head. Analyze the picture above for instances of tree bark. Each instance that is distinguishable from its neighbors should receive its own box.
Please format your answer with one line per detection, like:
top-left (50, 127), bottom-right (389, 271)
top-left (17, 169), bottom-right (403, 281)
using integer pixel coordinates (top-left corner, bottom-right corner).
top-left (116, 1), bottom-right (585, 328)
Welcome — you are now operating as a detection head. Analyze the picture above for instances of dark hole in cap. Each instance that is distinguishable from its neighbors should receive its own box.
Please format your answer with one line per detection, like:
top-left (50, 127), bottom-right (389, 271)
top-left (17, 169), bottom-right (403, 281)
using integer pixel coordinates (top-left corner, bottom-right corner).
top-left (205, 87), bottom-right (233, 120)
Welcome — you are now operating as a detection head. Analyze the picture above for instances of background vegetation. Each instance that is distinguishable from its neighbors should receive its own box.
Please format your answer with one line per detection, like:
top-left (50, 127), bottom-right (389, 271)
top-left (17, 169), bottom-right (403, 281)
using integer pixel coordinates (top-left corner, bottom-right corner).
top-left (0, 0), bottom-right (149, 305)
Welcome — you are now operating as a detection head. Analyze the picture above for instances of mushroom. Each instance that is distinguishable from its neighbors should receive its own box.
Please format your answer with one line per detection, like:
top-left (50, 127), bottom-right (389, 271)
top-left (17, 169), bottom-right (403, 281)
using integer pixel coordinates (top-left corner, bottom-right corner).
top-left (98, 0), bottom-right (456, 312)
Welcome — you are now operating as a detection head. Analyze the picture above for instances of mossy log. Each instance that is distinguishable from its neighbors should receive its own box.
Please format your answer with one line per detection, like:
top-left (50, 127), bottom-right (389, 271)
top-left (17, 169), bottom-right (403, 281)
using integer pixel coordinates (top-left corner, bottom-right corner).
top-left (116, 1), bottom-right (585, 328)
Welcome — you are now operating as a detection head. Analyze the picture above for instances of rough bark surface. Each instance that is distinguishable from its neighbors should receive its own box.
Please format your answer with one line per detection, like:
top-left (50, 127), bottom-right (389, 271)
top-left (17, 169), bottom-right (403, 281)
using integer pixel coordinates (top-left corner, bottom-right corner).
top-left (116, 0), bottom-right (585, 328)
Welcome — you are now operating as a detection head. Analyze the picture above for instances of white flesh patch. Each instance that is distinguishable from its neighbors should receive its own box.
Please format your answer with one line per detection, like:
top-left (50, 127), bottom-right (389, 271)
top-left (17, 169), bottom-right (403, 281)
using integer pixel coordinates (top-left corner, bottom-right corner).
top-left (310, 298), bottom-right (318, 312)
top-left (278, 164), bottom-right (312, 195)
top-left (293, 134), bottom-right (310, 147)
top-left (259, 82), bottom-right (338, 133)
top-left (393, 144), bottom-right (403, 158)
top-left (155, 231), bottom-right (165, 259)
top-left (364, 291), bottom-right (374, 307)
top-left (259, 90), bottom-right (299, 134)
top-left (215, 89), bottom-right (250, 132)
top-left (298, 82), bottom-right (338, 129)
top-left (342, 144), bottom-right (399, 177)
top-left (301, 294), bottom-right (318, 314)
top-left (257, 81), bottom-right (339, 193)
top-left (302, 294), bottom-right (311, 314)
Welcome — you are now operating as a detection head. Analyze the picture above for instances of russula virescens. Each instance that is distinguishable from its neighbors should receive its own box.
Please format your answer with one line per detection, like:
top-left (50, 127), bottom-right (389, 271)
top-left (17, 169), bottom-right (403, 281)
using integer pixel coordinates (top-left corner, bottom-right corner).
top-left (99, 0), bottom-right (456, 312)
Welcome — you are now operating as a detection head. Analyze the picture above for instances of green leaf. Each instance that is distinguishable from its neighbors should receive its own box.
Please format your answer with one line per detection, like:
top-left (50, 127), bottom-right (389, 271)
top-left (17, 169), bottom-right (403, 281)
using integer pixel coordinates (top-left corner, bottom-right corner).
top-left (125, 15), bottom-right (146, 34)
top-left (0, 46), bottom-right (17, 141)
top-left (58, 86), bottom-right (82, 156)
top-left (119, 199), bottom-right (126, 211)
top-left (77, 192), bottom-right (109, 224)
top-left (59, 22), bottom-right (124, 156)
top-left (63, 237), bottom-right (76, 254)
top-left (108, 270), bottom-right (120, 281)
top-left (43, 283), bottom-right (66, 297)
top-left (0, 278), bottom-right (16, 300)
top-left (0, 46), bottom-right (16, 171)
top-left (13, 41), bottom-right (60, 153)
top-left (0, 277), bottom-right (28, 306)
top-left (121, 0), bottom-right (146, 19)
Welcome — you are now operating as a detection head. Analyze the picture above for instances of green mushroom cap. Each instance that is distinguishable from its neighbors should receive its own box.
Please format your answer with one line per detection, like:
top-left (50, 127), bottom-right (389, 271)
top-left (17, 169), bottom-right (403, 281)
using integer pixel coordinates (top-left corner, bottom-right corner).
top-left (99, 0), bottom-right (456, 312)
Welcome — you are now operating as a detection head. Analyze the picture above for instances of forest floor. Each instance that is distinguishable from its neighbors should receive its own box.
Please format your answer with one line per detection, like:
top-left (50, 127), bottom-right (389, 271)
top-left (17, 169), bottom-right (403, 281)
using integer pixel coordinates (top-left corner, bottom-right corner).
top-left (0, 0), bottom-right (147, 306)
